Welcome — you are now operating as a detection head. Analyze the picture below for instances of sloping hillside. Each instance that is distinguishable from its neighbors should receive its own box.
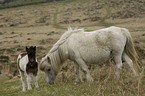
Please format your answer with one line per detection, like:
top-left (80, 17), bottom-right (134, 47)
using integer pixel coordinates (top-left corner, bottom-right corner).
top-left (0, 0), bottom-right (145, 95)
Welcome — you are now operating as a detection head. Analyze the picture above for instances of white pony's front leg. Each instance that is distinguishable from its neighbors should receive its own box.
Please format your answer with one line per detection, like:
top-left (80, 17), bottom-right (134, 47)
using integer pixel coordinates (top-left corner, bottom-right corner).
top-left (75, 58), bottom-right (94, 82)
top-left (74, 64), bottom-right (80, 82)
top-left (74, 64), bottom-right (83, 82)
top-left (26, 73), bottom-right (32, 90)
top-left (19, 70), bottom-right (26, 91)
top-left (79, 67), bottom-right (83, 82)
top-left (34, 75), bottom-right (39, 88)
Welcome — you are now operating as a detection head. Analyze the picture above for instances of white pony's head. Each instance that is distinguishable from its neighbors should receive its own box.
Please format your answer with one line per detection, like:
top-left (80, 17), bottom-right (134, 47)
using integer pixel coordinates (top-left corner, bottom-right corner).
top-left (40, 56), bottom-right (56, 84)
top-left (40, 27), bottom-right (83, 84)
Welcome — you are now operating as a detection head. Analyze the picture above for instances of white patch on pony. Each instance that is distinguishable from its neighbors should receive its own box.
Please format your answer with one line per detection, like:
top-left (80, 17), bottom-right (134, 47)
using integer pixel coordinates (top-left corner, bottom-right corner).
top-left (17, 53), bottom-right (39, 91)
top-left (17, 54), bottom-right (28, 72)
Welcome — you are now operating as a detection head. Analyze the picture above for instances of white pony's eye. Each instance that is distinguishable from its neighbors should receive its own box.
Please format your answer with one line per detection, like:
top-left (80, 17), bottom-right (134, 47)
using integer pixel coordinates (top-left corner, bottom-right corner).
top-left (48, 68), bottom-right (51, 72)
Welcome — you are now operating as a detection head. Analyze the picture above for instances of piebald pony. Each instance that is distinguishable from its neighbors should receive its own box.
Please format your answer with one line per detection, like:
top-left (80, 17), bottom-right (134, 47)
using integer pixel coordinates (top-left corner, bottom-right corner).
top-left (17, 46), bottom-right (39, 91)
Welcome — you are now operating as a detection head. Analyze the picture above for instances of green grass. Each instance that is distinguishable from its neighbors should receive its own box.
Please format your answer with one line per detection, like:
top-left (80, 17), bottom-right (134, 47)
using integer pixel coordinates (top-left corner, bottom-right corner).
top-left (0, 65), bottom-right (145, 96)
top-left (0, 74), bottom-right (100, 96)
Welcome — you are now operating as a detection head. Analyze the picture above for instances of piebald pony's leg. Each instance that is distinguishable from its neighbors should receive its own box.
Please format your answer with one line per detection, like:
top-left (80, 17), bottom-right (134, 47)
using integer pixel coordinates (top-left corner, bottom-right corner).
top-left (19, 70), bottom-right (26, 91)
top-left (33, 75), bottom-right (39, 88)
top-left (123, 52), bottom-right (137, 76)
top-left (74, 64), bottom-right (83, 82)
top-left (75, 58), bottom-right (94, 82)
top-left (26, 73), bottom-right (32, 90)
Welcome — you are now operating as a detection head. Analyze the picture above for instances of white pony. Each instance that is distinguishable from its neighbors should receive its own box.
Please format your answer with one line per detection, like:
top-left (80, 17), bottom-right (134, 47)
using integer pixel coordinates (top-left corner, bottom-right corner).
top-left (40, 26), bottom-right (138, 84)
top-left (17, 46), bottom-right (39, 91)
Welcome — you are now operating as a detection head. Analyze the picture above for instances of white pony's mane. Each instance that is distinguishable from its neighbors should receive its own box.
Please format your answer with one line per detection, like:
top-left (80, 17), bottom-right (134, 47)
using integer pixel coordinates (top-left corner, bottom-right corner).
top-left (46, 27), bottom-right (84, 57)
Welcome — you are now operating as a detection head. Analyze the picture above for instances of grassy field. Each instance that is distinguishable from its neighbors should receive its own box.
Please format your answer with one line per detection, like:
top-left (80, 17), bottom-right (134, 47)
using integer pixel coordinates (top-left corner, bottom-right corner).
top-left (0, 65), bottom-right (144, 96)
top-left (0, 0), bottom-right (145, 95)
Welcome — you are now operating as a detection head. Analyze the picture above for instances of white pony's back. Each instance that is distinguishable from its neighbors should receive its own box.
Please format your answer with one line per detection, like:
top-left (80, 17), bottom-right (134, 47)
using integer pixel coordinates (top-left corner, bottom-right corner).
top-left (65, 26), bottom-right (125, 64)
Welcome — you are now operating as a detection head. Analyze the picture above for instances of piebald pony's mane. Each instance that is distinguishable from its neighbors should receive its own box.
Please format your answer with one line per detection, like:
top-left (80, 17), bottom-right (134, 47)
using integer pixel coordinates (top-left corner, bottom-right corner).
top-left (46, 27), bottom-right (84, 57)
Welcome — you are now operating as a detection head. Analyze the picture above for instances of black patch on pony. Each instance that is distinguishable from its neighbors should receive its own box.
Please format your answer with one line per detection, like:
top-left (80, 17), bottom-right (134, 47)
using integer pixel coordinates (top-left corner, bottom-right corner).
top-left (26, 46), bottom-right (38, 75)
top-left (26, 62), bottom-right (38, 75)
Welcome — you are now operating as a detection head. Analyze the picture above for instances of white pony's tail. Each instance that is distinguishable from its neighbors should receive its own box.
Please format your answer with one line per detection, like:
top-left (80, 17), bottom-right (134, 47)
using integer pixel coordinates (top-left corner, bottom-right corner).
top-left (122, 28), bottom-right (139, 75)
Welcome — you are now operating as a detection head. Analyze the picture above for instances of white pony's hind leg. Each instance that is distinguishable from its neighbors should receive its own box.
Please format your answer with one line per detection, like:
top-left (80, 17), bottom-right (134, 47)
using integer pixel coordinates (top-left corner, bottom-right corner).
top-left (19, 70), bottom-right (26, 91)
top-left (75, 58), bottom-right (94, 82)
top-left (114, 54), bottom-right (123, 78)
top-left (26, 73), bottom-right (32, 90)
top-left (123, 52), bottom-right (137, 76)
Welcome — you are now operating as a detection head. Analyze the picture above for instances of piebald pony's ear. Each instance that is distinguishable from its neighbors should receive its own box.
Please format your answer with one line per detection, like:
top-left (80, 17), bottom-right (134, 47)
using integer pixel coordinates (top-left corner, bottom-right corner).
top-left (34, 46), bottom-right (36, 51)
top-left (26, 46), bottom-right (29, 52)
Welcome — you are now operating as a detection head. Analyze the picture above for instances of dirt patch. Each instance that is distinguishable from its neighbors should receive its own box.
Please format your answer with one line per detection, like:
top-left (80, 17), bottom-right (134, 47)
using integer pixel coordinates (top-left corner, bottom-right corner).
top-left (0, 55), bottom-right (9, 63)
top-left (0, 0), bottom-right (144, 28)
top-left (110, 0), bottom-right (145, 19)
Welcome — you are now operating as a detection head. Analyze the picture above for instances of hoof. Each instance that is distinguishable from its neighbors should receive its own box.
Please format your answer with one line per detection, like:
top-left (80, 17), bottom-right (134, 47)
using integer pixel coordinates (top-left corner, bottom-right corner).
top-left (28, 87), bottom-right (32, 90)
top-left (22, 89), bottom-right (26, 92)
top-left (87, 78), bottom-right (94, 82)
top-left (36, 86), bottom-right (39, 88)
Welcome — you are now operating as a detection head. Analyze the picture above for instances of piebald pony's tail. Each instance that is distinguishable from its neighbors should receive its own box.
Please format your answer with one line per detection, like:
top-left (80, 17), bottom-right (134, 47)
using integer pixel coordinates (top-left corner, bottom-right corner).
top-left (122, 28), bottom-right (139, 75)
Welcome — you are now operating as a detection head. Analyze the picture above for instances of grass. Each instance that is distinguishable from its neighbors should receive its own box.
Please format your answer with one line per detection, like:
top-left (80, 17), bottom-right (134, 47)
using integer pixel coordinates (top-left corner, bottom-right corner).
top-left (0, 64), bottom-right (145, 96)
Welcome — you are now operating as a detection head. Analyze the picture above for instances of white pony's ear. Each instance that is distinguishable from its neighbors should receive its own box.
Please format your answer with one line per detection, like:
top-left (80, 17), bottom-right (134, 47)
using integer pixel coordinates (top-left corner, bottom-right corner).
top-left (67, 25), bottom-right (72, 31)
top-left (47, 56), bottom-right (51, 64)
top-left (40, 58), bottom-right (45, 71)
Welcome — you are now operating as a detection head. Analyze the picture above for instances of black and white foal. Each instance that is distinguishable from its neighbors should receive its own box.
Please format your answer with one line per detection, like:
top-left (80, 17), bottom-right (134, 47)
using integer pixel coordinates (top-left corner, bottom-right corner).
top-left (17, 46), bottom-right (39, 91)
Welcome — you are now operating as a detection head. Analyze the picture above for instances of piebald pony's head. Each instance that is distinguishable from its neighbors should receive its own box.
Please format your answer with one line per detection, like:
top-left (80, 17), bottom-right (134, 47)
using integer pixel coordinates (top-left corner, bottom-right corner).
top-left (26, 46), bottom-right (36, 65)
